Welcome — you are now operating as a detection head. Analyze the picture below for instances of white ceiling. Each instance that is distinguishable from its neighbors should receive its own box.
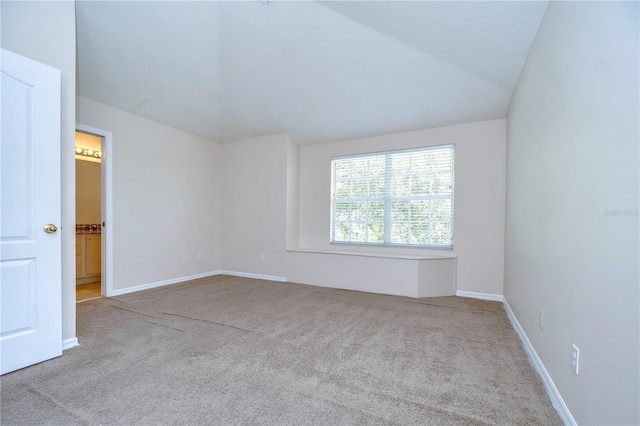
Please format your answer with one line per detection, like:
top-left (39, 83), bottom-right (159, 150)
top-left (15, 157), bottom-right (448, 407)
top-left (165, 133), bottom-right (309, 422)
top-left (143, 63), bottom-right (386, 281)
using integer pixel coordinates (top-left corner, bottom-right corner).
top-left (76, 1), bottom-right (548, 145)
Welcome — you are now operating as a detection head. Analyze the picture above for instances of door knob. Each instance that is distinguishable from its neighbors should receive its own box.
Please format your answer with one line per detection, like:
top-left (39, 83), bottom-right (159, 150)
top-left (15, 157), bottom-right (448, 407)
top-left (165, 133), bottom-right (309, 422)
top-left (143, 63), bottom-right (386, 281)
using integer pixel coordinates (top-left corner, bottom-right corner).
top-left (43, 224), bottom-right (58, 234)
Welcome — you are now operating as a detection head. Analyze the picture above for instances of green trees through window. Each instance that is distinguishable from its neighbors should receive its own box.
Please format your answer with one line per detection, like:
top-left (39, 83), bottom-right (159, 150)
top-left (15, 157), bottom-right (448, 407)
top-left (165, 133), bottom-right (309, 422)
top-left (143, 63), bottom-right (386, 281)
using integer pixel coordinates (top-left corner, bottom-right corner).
top-left (330, 145), bottom-right (454, 249)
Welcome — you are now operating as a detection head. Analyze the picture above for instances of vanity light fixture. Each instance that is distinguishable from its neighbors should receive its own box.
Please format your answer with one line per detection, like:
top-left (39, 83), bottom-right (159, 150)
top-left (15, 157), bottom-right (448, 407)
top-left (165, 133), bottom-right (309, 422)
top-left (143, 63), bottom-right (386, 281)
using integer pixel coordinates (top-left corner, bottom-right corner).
top-left (75, 146), bottom-right (102, 159)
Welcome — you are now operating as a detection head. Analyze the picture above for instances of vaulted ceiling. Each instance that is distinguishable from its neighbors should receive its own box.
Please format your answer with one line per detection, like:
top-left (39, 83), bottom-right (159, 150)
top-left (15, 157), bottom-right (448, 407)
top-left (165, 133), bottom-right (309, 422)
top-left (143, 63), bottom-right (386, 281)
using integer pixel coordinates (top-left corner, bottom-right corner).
top-left (76, 1), bottom-right (548, 145)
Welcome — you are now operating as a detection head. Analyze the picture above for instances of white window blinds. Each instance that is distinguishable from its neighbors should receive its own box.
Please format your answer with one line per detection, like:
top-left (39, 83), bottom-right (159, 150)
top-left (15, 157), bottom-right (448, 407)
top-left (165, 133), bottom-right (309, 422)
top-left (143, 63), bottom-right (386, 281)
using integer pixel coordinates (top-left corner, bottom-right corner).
top-left (330, 144), bottom-right (455, 249)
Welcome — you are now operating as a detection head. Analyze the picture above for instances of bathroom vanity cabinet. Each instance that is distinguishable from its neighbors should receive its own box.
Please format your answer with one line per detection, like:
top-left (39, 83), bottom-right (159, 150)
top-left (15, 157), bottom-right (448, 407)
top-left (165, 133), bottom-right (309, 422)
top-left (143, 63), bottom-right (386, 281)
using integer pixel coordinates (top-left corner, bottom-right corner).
top-left (76, 234), bottom-right (101, 284)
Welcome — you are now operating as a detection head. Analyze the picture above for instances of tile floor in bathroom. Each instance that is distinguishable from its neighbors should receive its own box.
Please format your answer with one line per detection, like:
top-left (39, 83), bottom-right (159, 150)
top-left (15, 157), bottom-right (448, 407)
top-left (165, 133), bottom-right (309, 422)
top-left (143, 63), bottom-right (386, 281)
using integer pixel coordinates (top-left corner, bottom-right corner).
top-left (76, 282), bottom-right (101, 302)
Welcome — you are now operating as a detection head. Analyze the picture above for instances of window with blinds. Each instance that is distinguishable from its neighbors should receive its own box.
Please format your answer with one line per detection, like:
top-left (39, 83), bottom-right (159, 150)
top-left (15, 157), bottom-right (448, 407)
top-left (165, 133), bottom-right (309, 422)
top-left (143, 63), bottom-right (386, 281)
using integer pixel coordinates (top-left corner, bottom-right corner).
top-left (330, 145), bottom-right (455, 249)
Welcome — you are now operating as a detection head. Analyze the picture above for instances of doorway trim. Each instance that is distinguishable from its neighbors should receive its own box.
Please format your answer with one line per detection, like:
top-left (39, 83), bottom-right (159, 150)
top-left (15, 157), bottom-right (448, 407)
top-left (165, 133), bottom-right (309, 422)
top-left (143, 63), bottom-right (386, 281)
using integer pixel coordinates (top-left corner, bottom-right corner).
top-left (76, 123), bottom-right (113, 297)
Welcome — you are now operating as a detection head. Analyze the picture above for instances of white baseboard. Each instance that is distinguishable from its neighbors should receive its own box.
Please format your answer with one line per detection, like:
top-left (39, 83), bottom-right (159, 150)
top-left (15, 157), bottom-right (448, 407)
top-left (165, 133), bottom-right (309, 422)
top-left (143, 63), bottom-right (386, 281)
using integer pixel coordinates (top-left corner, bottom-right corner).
top-left (503, 299), bottom-right (576, 426)
top-left (456, 290), bottom-right (504, 302)
top-left (110, 271), bottom-right (220, 296)
top-left (108, 270), bottom-right (286, 297)
top-left (62, 337), bottom-right (79, 350)
top-left (218, 270), bottom-right (287, 282)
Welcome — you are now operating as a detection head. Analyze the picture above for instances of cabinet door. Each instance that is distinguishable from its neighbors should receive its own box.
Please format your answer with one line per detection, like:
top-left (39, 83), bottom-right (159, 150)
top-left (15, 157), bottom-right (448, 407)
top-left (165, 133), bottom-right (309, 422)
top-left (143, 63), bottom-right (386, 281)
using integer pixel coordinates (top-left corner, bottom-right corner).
top-left (76, 235), bottom-right (85, 277)
top-left (85, 235), bottom-right (101, 276)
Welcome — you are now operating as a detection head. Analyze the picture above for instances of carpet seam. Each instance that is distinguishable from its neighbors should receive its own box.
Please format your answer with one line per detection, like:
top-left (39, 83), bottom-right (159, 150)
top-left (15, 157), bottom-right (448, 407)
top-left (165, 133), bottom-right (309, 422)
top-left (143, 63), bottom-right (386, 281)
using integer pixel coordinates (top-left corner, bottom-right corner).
top-left (27, 384), bottom-right (93, 425)
top-left (160, 311), bottom-right (254, 332)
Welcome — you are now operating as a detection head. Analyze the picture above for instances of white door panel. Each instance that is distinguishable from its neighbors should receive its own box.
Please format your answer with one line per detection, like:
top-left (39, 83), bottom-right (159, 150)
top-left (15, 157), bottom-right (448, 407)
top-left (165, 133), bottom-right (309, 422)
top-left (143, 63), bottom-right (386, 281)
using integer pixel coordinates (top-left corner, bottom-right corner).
top-left (0, 259), bottom-right (36, 335)
top-left (1, 49), bottom-right (62, 375)
top-left (1, 71), bottom-right (34, 239)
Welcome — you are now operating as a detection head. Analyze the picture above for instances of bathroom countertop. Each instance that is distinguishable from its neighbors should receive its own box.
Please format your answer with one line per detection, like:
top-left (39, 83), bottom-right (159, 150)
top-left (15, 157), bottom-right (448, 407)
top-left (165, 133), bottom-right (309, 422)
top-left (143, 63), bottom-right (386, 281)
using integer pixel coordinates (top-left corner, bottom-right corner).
top-left (76, 224), bottom-right (101, 235)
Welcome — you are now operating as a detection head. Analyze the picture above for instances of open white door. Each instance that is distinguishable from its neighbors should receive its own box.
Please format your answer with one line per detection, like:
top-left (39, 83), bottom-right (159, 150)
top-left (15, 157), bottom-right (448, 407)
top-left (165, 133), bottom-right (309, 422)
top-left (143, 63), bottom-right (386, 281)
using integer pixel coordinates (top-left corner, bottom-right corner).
top-left (1, 49), bottom-right (62, 375)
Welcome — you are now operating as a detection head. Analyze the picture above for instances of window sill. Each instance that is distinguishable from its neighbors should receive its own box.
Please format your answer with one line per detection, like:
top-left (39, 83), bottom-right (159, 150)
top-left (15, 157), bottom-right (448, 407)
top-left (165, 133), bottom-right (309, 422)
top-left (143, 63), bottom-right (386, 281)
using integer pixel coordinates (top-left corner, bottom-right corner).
top-left (287, 248), bottom-right (456, 260)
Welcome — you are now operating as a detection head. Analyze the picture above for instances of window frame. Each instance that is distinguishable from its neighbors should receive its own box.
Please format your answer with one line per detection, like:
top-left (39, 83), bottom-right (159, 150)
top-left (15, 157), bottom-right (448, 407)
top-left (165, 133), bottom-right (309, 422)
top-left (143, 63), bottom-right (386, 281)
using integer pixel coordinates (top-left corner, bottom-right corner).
top-left (330, 144), bottom-right (455, 250)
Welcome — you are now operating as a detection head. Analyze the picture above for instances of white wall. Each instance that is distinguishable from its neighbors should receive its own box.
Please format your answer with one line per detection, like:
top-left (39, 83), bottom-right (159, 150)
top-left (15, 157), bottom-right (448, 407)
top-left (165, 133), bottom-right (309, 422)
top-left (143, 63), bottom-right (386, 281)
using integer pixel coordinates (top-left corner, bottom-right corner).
top-left (221, 133), bottom-right (298, 279)
top-left (298, 119), bottom-right (507, 296)
top-left (1, 0), bottom-right (77, 342)
top-left (505, 2), bottom-right (639, 424)
top-left (75, 159), bottom-right (101, 224)
top-left (286, 138), bottom-right (300, 251)
top-left (77, 97), bottom-right (222, 291)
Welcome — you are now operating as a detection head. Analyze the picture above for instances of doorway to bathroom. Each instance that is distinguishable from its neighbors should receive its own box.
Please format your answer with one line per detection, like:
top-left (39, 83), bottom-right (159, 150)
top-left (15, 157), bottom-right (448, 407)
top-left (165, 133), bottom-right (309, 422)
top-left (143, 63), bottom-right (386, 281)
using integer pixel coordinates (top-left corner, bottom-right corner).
top-left (75, 124), bottom-right (113, 301)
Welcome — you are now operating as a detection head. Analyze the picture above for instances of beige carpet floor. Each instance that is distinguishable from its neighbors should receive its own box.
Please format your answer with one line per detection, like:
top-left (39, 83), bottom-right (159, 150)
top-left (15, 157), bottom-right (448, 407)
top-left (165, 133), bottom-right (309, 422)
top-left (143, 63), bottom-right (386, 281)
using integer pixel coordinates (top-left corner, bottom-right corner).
top-left (1, 275), bottom-right (561, 425)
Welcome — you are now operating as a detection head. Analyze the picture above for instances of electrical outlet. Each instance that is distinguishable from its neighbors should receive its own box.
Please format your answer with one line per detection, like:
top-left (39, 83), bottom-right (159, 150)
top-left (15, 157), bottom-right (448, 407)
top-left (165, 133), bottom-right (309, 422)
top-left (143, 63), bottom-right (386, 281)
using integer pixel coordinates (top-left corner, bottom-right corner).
top-left (259, 254), bottom-right (265, 262)
top-left (572, 345), bottom-right (580, 375)
top-left (181, 255), bottom-right (187, 263)
top-left (539, 309), bottom-right (544, 329)
top-left (197, 253), bottom-right (203, 262)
